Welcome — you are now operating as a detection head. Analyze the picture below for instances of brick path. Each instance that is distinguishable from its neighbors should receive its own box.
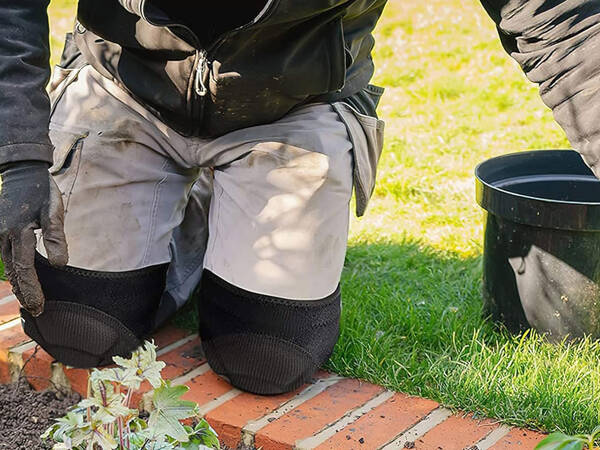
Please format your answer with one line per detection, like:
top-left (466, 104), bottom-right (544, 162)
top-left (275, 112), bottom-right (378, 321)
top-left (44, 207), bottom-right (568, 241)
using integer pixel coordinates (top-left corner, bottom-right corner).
top-left (0, 281), bottom-right (546, 449)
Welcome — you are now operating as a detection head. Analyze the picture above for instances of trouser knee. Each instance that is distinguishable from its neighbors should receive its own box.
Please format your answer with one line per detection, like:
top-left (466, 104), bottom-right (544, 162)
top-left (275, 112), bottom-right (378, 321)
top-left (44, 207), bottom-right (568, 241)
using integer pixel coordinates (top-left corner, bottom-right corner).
top-left (198, 270), bottom-right (341, 395)
top-left (20, 253), bottom-right (168, 368)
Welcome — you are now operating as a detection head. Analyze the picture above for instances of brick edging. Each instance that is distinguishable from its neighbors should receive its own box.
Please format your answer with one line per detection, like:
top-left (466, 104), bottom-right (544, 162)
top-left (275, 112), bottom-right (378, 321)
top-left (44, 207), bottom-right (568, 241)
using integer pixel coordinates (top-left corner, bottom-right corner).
top-left (0, 281), bottom-right (546, 449)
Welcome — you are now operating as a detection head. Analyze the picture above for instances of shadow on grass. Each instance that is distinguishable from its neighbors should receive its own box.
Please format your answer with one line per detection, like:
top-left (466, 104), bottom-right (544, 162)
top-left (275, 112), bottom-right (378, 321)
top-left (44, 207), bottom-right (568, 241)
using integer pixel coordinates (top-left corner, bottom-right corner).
top-left (170, 239), bottom-right (600, 433)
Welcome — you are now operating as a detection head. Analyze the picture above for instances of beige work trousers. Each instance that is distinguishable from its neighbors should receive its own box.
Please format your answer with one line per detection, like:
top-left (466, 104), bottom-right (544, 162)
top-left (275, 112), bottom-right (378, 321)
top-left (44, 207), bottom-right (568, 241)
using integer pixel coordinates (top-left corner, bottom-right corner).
top-left (37, 65), bottom-right (384, 313)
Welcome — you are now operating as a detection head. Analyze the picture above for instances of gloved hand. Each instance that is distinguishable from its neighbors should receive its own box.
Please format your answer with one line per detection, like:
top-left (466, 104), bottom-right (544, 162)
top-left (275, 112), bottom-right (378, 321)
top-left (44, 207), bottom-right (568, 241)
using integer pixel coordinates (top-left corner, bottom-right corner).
top-left (0, 161), bottom-right (68, 316)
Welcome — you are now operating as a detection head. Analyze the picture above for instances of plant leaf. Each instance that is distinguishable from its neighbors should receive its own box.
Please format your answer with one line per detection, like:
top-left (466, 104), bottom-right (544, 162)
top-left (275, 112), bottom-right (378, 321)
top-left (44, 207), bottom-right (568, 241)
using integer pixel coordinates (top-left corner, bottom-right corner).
top-left (126, 431), bottom-right (148, 449)
top-left (174, 419), bottom-right (220, 449)
top-left (535, 433), bottom-right (585, 450)
top-left (590, 425), bottom-right (600, 443)
top-left (176, 443), bottom-right (216, 450)
top-left (42, 409), bottom-right (88, 443)
top-left (177, 441), bottom-right (219, 450)
top-left (149, 382), bottom-right (199, 442)
top-left (129, 416), bottom-right (148, 433)
top-left (135, 428), bottom-right (178, 449)
top-left (558, 442), bottom-right (586, 450)
top-left (81, 423), bottom-right (118, 450)
top-left (42, 423), bottom-right (60, 441)
top-left (79, 378), bottom-right (136, 425)
top-left (91, 366), bottom-right (143, 390)
top-left (64, 423), bottom-right (93, 449)
top-left (189, 419), bottom-right (220, 449)
top-left (80, 392), bottom-right (133, 425)
top-left (114, 340), bottom-right (166, 388)
top-left (147, 440), bottom-right (177, 450)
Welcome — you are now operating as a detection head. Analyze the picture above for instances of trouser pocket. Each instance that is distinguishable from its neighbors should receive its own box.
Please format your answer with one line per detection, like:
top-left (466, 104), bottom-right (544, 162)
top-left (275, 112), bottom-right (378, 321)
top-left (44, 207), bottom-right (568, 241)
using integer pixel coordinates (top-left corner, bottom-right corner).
top-left (332, 101), bottom-right (385, 217)
top-left (47, 127), bottom-right (88, 214)
top-left (48, 66), bottom-right (85, 114)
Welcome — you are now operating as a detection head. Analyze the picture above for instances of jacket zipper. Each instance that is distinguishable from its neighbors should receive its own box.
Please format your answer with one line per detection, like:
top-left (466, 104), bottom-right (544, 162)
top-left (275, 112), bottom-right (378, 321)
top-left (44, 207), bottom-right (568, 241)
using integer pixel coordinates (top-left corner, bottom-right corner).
top-left (192, 50), bottom-right (209, 135)
top-left (139, 0), bottom-right (280, 135)
top-left (194, 50), bottom-right (208, 97)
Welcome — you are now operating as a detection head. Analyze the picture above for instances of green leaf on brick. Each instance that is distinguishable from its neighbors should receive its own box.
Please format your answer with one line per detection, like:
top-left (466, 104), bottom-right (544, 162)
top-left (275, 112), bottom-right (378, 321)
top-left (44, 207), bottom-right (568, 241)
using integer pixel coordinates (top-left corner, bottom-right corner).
top-left (149, 382), bottom-right (199, 442)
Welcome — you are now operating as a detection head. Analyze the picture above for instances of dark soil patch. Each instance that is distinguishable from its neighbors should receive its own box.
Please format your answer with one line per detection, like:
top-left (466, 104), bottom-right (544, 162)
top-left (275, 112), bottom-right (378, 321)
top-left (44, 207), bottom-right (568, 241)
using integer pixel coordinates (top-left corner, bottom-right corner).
top-left (0, 381), bottom-right (234, 449)
top-left (0, 382), bottom-right (80, 449)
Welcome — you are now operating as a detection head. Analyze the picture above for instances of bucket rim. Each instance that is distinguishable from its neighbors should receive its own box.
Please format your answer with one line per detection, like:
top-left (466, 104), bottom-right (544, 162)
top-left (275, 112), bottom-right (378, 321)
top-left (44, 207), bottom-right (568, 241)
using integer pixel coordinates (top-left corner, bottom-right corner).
top-left (475, 149), bottom-right (600, 207)
top-left (475, 149), bottom-right (600, 231)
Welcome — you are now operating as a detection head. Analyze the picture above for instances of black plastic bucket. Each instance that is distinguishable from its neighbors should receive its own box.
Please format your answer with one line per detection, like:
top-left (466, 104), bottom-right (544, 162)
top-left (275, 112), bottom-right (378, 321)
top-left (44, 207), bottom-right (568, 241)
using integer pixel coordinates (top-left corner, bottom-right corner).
top-left (475, 150), bottom-right (600, 341)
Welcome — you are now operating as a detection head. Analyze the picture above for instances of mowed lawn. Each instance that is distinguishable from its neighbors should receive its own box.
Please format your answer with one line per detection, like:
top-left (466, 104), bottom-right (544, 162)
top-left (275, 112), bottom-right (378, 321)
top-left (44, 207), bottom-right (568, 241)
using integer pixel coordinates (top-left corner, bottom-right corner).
top-left (45, 0), bottom-right (599, 435)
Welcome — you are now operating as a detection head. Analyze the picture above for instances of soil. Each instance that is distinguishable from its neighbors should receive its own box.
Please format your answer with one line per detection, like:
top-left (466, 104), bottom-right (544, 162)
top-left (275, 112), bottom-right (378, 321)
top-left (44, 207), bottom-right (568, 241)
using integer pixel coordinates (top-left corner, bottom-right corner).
top-left (0, 381), bottom-right (80, 449)
top-left (0, 381), bottom-right (234, 450)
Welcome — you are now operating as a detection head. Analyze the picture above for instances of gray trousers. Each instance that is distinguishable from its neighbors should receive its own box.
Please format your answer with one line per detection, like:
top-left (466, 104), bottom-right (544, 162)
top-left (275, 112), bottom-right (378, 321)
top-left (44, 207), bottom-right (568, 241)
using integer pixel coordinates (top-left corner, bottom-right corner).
top-left (38, 65), bottom-right (384, 322)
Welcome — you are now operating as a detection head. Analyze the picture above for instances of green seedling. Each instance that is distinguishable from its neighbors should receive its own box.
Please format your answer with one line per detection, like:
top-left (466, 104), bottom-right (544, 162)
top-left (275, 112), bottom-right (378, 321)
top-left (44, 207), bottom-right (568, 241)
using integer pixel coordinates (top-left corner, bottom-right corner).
top-left (536, 426), bottom-right (600, 450)
top-left (41, 341), bottom-right (220, 450)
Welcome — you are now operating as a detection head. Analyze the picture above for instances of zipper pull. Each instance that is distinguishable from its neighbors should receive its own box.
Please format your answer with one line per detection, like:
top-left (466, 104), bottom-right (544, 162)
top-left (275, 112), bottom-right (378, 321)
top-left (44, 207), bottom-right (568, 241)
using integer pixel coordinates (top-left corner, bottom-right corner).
top-left (194, 50), bottom-right (208, 97)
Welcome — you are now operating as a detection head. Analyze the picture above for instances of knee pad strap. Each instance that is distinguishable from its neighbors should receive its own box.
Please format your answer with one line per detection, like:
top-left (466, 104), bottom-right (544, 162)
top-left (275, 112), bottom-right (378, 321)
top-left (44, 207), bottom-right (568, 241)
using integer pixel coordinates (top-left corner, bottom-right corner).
top-left (199, 270), bottom-right (341, 395)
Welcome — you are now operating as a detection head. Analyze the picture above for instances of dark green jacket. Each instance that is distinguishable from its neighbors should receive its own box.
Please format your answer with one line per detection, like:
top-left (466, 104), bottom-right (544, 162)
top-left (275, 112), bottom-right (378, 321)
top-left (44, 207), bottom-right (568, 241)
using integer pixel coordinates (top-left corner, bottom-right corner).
top-left (75, 0), bottom-right (387, 137)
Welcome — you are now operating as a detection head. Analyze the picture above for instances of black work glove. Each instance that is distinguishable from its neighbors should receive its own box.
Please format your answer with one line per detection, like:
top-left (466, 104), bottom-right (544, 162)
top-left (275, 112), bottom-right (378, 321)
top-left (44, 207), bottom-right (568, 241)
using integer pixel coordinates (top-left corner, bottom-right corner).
top-left (0, 161), bottom-right (68, 316)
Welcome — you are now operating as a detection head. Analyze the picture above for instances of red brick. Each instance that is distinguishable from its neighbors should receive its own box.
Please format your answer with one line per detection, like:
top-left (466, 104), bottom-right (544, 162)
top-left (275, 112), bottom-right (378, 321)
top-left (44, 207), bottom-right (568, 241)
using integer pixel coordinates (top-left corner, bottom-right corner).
top-left (0, 282), bottom-right (18, 326)
top-left (0, 281), bottom-right (14, 300)
top-left (0, 323), bottom-right (31, 383)
top-left (413, 414), bottom-right (499, 450)
top-left (21, 345), bottom-right (54, 391)
top-left (0, 322), bottom-right (28, 349)
top-left (316, 393), bottom-right (439, 450)
top-left (160, 337), bottom-right (205, 378)
top-left (151, 325), bottom-right (192, 349)
top-left (491, 428), bottom-right (547, 449)
top-left (0, 298), bottom-right (19, 325)
top-left (206, 372), bottom-right (322, 448)
top-left (182, 370), bottom-right (234, 407)
top-left (63, 367), bottom-right (90, 397)
top-left (208, 391), bottom-right (299, 448)
top-left (206, 372), bottom-right (331, 449)
top-left (255, 379), bottom-right (384, 450)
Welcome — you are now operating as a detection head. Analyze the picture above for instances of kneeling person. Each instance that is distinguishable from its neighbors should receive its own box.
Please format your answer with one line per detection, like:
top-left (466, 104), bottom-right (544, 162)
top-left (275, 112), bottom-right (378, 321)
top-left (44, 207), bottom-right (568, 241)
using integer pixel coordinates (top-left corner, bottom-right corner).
top-left (2, 0), bottom-right (387, 395)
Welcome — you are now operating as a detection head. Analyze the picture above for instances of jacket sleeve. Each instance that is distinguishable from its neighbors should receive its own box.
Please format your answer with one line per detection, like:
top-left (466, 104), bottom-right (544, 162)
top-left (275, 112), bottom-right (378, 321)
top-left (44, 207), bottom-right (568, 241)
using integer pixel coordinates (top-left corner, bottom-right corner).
top-left (480, 0), bottom-right (600, 176)
top-left (0, 0), bottom-right (54, 165)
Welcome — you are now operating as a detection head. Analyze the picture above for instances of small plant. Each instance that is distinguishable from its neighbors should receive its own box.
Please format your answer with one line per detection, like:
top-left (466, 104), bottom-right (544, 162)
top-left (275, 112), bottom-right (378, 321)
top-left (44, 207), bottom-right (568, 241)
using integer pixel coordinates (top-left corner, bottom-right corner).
top-left (536, 426), bottom-right (600, 450)
top-left (42, 341), bottom-right (220, 450)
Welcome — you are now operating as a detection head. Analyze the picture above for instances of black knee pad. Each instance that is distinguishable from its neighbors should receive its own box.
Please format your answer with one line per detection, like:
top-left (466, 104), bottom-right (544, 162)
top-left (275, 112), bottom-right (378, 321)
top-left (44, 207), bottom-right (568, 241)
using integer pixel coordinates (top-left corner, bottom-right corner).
top-left (198, 270), bottom-right (341, 395)
top-left (20, 253), bottom-right (168, 368)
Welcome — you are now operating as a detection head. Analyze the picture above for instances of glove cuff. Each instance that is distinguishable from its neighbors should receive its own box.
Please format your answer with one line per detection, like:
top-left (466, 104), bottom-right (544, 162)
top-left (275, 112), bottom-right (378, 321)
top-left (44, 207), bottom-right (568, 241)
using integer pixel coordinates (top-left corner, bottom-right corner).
top-left (0, 160), bottom-right (50, 174)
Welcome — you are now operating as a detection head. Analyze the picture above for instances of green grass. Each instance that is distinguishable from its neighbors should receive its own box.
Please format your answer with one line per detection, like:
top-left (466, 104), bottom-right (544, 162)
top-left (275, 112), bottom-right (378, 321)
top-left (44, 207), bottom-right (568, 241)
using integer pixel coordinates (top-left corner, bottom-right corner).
top-left (332, 242), bottom-right (600, 433)
top-left (45, 0), bottom-right (600, 435)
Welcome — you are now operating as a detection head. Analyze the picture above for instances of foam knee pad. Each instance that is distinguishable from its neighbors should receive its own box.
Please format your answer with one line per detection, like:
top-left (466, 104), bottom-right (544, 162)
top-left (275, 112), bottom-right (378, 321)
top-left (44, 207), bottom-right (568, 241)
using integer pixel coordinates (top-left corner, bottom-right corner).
top-left (21, 253), bottom-right (168, 368)
top-left (198, 270), bottom-right (341, 395)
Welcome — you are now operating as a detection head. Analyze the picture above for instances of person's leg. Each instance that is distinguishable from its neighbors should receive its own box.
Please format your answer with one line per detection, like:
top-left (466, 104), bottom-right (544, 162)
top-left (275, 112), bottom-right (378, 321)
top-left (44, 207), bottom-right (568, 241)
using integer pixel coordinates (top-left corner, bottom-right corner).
top-left (156, 168), bottom-right (213, 327)
top-left (24, 65), bottom-right (202, 367)
top-left (196, 103), bottom-right (354, 394)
